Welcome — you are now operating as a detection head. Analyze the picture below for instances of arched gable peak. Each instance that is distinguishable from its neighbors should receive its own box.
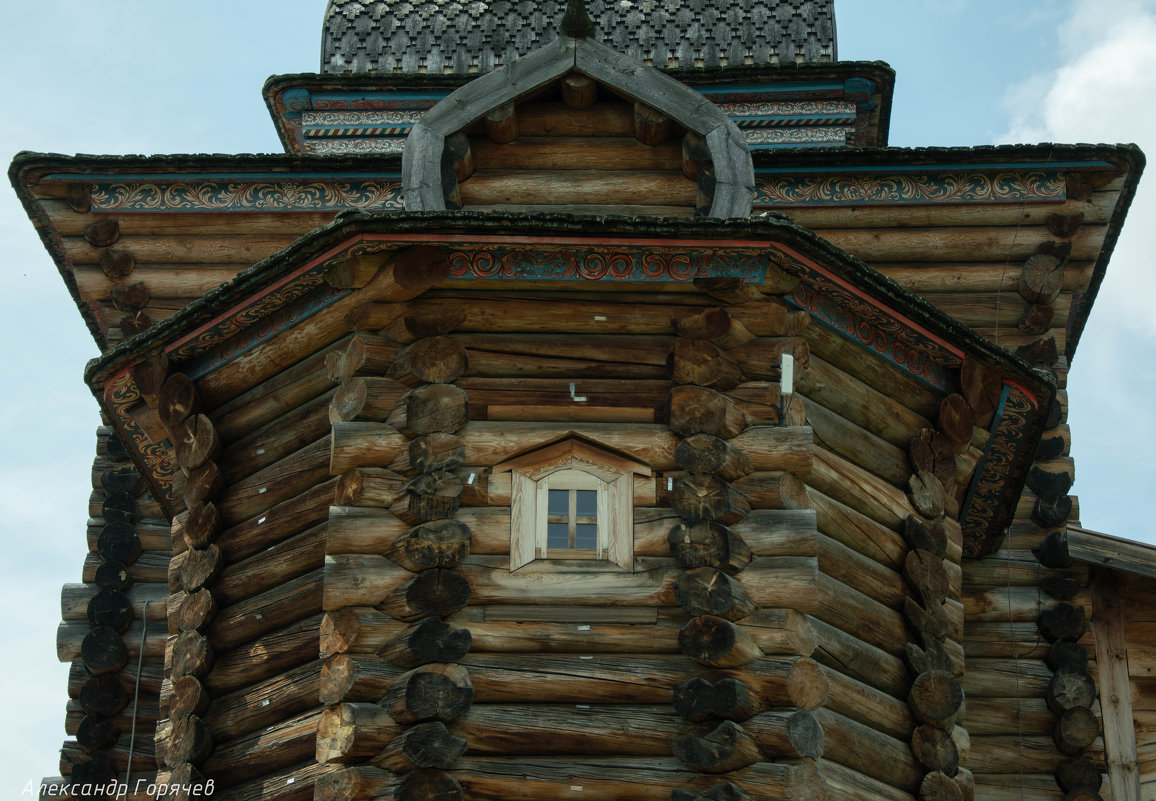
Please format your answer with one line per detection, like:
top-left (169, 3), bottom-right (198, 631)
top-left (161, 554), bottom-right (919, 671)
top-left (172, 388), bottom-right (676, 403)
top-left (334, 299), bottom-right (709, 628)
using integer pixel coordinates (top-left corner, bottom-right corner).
top-left (402, 36), bottom-right (754, 218)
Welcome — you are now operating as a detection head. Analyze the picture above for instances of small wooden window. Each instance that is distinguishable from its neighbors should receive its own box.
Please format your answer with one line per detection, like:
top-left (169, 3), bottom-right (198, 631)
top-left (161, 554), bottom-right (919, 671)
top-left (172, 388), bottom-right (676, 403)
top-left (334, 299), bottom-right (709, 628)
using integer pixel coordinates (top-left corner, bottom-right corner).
top-left (494, 438), bottom-right (650, 572)
top-left (545, 469), bottom-right (601, 556)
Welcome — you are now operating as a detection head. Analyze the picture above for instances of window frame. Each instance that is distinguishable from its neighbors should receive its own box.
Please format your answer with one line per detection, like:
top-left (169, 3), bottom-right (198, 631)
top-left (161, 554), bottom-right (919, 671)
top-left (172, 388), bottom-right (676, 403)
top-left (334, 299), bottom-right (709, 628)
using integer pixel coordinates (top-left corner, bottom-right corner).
top-left (494, 438), bottom-right (651, 572)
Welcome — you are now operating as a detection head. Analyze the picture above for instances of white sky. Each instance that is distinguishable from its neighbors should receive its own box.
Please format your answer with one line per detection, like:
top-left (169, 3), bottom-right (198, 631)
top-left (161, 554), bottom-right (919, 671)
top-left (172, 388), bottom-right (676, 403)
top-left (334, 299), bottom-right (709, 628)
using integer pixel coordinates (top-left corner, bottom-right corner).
top-left (0, 0), bottom-right (1151, 788)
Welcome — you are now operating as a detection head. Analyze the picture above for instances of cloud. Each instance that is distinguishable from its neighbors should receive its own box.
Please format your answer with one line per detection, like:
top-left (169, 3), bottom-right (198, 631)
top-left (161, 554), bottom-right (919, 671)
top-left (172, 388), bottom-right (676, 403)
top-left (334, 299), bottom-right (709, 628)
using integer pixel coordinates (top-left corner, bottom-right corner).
top-left (1001, 0), bottom-right (1156, 329)
top-left (1000, 0), bottom-right (1156, 538)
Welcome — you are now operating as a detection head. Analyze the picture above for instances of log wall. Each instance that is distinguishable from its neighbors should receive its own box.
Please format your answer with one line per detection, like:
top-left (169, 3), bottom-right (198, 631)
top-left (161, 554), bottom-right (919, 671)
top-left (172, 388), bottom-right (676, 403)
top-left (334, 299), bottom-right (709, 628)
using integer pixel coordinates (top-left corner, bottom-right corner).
top-left (49, 425), bottom-right (168, 791)
top-left (140, 336), bottom-right (347, 798)
top-left (317, 270), bottom-right (839, 801)
top-left (959, 384), bottom-right (1110, 800)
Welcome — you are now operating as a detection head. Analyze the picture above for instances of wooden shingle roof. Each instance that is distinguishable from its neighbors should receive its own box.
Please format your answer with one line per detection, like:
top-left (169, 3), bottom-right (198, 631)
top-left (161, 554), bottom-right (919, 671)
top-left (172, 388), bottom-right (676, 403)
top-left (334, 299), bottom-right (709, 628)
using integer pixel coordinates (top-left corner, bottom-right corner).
top-left (321, 0), bottom-right (837, 74)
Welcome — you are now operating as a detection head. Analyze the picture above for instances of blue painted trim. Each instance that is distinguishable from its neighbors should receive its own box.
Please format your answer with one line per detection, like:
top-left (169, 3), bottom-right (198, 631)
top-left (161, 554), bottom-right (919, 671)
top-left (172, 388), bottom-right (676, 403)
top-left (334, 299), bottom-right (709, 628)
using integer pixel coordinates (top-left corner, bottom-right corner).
top-left (43, 172), bottom-right (404, 181)
top-left (695, 81), bottom-right (847, 94)
top-left (750, 141), bottom-right (845, 150)
top-left (756, 161), bottom-right (1114, 174)
top-left (737, 114), bottom-right (856, 124)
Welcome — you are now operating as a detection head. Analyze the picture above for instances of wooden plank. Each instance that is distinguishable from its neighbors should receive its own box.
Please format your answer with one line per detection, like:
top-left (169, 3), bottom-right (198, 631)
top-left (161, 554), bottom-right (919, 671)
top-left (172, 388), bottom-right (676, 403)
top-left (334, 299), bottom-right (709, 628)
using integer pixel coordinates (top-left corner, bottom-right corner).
top-left (1094, 568), bottom-right (1144, 800)
top-left (1070, 527), bottom-right (1156, 580)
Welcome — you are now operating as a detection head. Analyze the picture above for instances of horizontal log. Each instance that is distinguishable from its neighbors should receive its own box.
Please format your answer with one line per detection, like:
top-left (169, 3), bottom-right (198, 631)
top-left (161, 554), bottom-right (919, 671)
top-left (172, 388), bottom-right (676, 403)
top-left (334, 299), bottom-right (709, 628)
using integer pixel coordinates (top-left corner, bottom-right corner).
top-left (59, 736), bottom-right (156, 775)
top-left (965, 697), bottom-right (1056, 736)
top-left (86, 517), bottom-right (170, 553)
top-left (56, 620), bottom-right (166, 663)
top-left (210, 760), bottom-right (334, 801)
top-left (459, 169), bottom-right (696, 207)
top-left (207, 568), bottom-right (323, 651)
top-left (819, 759), bottom-right (916, 801)
top-left (65, 696), bottom-right (160, 737)
top-left (445, 756), bottom-right (825, 801)
top-left (193, 277), bottom-right (410, 409)
top-left (379, 616), bottom-right (472, 667)
top-left (809, 617), bottom-right (909, 699)
top-left (816, 574), bottom-right (907, 656)
top-left (963, 658), bottom-right (1053, 698)
top-left (202, 708), bottom-right (323, 788)
top-left (217, 391), bottom-right (334, 484)
top-left (470, 132), bottom-right (683, 168)
top-left (314, 765), bottom-right (399, 801)
top-left (816, 707), bottom-right (923, 792)
top-left (826, 666), bottom-right (913, 742)
top-left (61, 581), bottom-right (167, 622)
top-left (199, 613), bottom-right (321, 695)
top-left (216, 437), bottom-right (332, 526)
top-left (962, 549), bottom-right (1087, 587)
top-left (330, 423), bottom-right (406, 475)
top-left (819, 224), bottom-right (1106, 264)
top-left (81, 551), bottom-right (169, 585)
top-left (334, 468), bottom-right (407, 508)
top-left (455, 704), bottom-right (683, 756)
top-left (216, 477), bottom-right (337, 563)
top-left (398, 297), bottom-right (803, 338)
top-left (211, 336), bottom-right (349, 439)
top-left (969, 773), bottom-right (1073, 801)
top-left (810, 447), bottom-right (912, 532)
top-left (969, 735), bottom-right (1100, 774)
top-left (805, 323), bottom-right (940, 420)
top-left (807, 400), bottom-right (911, 487)
top-left (965, 586), bottom-right (1092, 622)
top-left (213, 523), bottom-right (326, 607)
top-left (320, 653), bottom-right (403, 704)
top-left (68, 660), bottom-right (163, 706)
top-left (203, 660), bottom-right (322, 743)
top-left (809, 489), bottom-right (907, 571)
top-left (321, 607), bottom-right (408, 657)
top-left (317, 703), bottom-right (402, 765)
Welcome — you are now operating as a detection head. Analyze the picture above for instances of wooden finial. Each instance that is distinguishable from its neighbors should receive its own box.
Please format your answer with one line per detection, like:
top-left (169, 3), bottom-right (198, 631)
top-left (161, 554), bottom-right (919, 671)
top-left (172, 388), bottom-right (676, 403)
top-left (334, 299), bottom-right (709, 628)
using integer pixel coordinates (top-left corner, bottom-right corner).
top-left (559, 0), bottom-right (594, 39)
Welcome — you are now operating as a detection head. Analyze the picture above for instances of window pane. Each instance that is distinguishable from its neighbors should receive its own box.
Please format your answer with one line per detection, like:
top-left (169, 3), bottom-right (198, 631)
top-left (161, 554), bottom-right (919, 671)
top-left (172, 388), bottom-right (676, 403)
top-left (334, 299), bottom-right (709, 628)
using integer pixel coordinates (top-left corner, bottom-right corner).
top-left (547, 522), bottom-right (570, 550)
top-left (575, 524), bottom-right (597, 550)
top-left (576, 490), bottom-right (597, 517)
top-left (548, 489), bottom-right (569, 516)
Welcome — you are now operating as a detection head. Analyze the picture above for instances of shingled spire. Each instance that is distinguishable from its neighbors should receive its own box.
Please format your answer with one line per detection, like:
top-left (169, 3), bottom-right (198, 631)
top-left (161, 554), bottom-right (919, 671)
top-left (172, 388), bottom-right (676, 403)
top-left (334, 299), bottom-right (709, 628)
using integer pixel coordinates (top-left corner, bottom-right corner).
top-left (559, 0), bottom-right (595, 39)
top-left (322, 0), bottom-right (837, 74)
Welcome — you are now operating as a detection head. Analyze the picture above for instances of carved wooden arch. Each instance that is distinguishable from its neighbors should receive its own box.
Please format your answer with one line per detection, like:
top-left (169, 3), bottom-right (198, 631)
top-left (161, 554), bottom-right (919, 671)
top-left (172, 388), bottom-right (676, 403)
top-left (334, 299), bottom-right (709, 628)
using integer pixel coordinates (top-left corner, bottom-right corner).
top-left (402, 35), bottom-right (755, 217)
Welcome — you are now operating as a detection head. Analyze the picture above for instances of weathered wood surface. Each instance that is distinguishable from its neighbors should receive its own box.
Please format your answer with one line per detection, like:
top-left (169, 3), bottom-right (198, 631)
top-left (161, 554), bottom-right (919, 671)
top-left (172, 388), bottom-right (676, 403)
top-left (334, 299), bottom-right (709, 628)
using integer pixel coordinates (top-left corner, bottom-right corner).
top-left (201, 708), bottom-right (323, 788)
top-left (437, 756), bottom-right (825, 801)
top-left (207, 567), bottom-right (323, 650)
top-left (816, 707), bottom-right (923, 792)
top-left (809, 617), bottom-right (909, 699)
top-left (203, 661), bottom-right (322, 743)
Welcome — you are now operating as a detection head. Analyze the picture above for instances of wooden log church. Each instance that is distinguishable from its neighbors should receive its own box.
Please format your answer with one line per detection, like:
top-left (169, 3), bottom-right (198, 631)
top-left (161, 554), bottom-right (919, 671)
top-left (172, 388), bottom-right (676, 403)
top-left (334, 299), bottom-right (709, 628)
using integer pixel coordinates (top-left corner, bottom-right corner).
top-left (9, 1), bottom-right (1153, 799)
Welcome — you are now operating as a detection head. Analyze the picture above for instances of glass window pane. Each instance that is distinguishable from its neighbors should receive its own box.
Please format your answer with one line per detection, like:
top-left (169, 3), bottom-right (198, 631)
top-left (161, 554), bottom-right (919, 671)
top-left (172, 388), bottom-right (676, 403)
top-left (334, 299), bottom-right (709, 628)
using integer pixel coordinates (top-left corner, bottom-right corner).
top-left (576, 490), bottom-right (597, 517)
top-left (575, 524), bottom-right (597, 550)
top-left (548, 489), bottom-right (569, 516)
top-left (547, 522), bottom-right (570, 550)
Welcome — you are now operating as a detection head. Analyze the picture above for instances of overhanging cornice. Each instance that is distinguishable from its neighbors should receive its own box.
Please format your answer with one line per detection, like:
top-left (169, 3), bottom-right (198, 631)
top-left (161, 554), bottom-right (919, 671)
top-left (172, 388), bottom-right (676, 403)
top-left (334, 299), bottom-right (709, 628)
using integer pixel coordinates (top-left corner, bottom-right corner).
top-left (84, 212), bottom-right (1052, 555)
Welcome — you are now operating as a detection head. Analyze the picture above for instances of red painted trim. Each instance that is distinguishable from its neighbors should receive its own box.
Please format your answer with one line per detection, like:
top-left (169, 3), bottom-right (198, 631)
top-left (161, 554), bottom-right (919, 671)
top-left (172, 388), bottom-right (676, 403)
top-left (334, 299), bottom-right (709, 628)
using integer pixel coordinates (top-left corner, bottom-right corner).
top-left (772, 242), bottom-right (965, 359)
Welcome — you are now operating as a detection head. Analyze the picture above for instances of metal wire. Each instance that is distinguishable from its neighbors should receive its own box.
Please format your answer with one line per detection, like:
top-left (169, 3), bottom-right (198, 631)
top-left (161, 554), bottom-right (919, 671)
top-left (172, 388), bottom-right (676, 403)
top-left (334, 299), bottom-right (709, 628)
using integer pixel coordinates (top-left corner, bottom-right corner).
top-left (124, 600), bottom-right (149, 781)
